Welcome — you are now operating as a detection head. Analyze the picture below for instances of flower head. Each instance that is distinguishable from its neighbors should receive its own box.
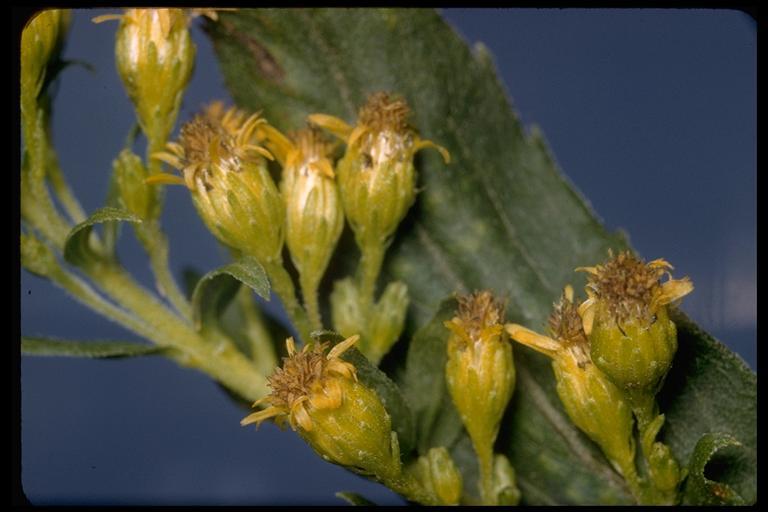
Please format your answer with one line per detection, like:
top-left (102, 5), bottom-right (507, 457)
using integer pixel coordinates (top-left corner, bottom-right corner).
top-left (95, 9), bottom-right (196, 144)
top-left (576, 251), bottom-right (693, 392)
top-left (149, 103), bottom-right (284, 263)
top-left (242, 335), bottom-right (404, 482)
top-left (444, 290), bottom-right (515, 499)
top-left (309, 92), bottom-right (449, 248)
top-left (577, 250), bottom-right (693, 334)
top-left (241, 336), bottom-right (358, 432)
top-left (21, 9), bottom-right (71, 103)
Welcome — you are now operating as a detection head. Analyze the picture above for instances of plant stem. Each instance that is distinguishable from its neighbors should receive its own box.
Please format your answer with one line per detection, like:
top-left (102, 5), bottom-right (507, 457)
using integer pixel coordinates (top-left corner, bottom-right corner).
top-left (262, 259), bottom-right (312, 343)
top-left (236, 287), bottom-right (278, 375)
top-left (299, 273), bottom-right (323, 332)
top-left (357, 239), bottom-right (385, 314)
top-left (136, 223), bottom-right (193, 321)
top-left (474, 438), bottom-right (496, 505)
top-left (87, 262), bottom-right (268, 401)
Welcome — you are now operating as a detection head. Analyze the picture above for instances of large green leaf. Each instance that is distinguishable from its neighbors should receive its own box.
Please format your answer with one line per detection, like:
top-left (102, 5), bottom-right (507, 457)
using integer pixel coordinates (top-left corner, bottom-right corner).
top-left (207, 8), bottom-right (756, 504)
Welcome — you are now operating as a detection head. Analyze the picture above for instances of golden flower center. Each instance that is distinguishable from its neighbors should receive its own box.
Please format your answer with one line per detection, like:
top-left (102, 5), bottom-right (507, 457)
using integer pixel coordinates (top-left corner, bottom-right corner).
top-left (587, 251), bottom-right (666, 321)
top-left (455, 290), bottom-right (505, 342)
top-left (358, 92), bottom-right (411, 133)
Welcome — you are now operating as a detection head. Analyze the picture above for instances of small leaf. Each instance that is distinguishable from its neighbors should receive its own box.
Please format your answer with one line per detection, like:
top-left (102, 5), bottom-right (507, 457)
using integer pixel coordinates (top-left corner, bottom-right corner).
top-left (22, 336), bottom-right (163, 358)
top-left (682, 433), bottom-right (749, 505)
top-left (191, 256), bottom-right (270, 331)
top-left (63, 207), bottom-right (142, 266)
top-left (398, 297), bottom-right (463, 455)
top-left (313, 331), bottom-right (416, 457)
top-left (335, 491), bottom-right (377, 506)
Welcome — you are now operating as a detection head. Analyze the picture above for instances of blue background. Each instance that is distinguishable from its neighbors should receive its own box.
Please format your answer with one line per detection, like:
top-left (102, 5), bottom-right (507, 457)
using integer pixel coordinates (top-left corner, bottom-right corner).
top-left (20, 8), bottom-right (756, 505)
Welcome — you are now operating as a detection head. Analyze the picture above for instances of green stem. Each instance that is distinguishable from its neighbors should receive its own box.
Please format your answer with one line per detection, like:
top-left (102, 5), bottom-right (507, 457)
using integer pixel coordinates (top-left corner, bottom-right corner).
top-left (48, 267), bottom-right (157, 341)
top-left (357, 239), bottom-right (386, 314)
top-left (87, 262), bottom-right (268, 401)
top-left (299, 273), bottom-right (323, 332)
top-left (474, 439), bottom-right (496, 505)
top-left (46, 154), bottom-right (87, 224)
top-left (136, 223), bottom-right (193, 322)
top-left (263, 259), bottom-right (312, 343)
top-left (236, 286), bottom-right (278, 375)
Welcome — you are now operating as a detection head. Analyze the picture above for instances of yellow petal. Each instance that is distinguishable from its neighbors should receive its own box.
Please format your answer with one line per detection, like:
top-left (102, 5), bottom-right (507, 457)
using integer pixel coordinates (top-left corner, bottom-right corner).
top-left (242, 144), bottom-right (274, 160)
top-left (575, 266), bottom-right (598, 275)
top-left (505, 324), bottom-right (560, 359)
top-left (91, 13), bottom-right (122, 24)
top-left (577, 298), bottom-right (595, 335)
top-left (309, 160), bottom-right (336, 179)
top-left (151, 152), bottom-right (184, 170)
top-left (240, 406), bottom-right (284, 427)
top-left (291, 401), bottom-right (313, 432)
top-left (286, 337), bottom-right (297, 357)
top-left (414, 138), bottom-right (451, 164)
top-left (308, 113), bottom-right (354, 141)
top-left (563, 284), bottom-right (574, 303)
top-left (655, 277), bottom-right (694, 308)
top-left (257, 124), bottom-right (293, 165)
top-left (144, 173), bottom-right (186, 186)
top-left (328, 334), bottom-right (360, 360)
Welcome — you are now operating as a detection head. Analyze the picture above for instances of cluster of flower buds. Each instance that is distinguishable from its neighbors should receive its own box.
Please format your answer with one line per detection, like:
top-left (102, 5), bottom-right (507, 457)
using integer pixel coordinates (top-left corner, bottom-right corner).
top-left (507, 251), bottom-right (693, 504)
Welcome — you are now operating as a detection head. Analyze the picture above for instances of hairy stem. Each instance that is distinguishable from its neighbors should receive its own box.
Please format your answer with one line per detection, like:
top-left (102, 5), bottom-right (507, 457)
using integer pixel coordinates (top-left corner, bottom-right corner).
top-left (263, 259), bottom-right (312, 343)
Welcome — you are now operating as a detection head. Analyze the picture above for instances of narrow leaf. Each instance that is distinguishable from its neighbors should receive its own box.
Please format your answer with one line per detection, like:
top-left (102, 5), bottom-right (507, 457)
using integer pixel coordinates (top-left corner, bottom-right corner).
top-left (335, 491), bottom-right (377, 506)
top-left (63, 207), bottom-right (142, 266)
top-left (22, 336), bottom-right (163, 358)
top-left (191, 256), bottom-right (270, 331)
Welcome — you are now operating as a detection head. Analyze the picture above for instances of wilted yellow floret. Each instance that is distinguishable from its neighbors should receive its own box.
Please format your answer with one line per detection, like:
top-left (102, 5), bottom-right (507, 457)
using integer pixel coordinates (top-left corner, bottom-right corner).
top-left (149, 103), bottom-right (284, 264)
top-left (241, 336), bottom-right (358, 432)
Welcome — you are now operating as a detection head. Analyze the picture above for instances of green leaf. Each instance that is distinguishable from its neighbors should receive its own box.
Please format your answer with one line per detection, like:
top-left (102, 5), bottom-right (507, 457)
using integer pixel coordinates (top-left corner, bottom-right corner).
top-left (682, 433), bottom-right (748, 505)
top-left (398, 298), bottom-right (463, 455)
top-left (312, 331), bottom-right (416, 457)
top-left (63, 207), bottom-right (142, 266)
top-left (208, 8), bottom-right (756, 504)
top-left (190, 256), bottom-right (270, 331)
top-left (335, 491), bottom-right (377, 506)
top-left (22, 336), bottom-right (163, 358)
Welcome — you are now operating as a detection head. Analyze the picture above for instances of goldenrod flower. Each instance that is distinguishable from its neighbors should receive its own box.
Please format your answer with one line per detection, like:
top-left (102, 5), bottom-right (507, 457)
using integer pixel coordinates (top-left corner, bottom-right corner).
top-left (444, 290), bottom-right (515, 505)
top-left (94, 9), bottom-right (195, 145)
top-left (310, 92), bottom-right (449, 249)
top-left (506, 286), bottom-right (636, 489)
top-left (576, 251), bottom-right (693, 393)
top-left (241, 336), bottom-right (358, 432)
top-left (150, 104), bottom-right (284, 264)
top-left (242, 336), bottom-right (403, 482)
top-left (259, 125), bottom-right (344, 329)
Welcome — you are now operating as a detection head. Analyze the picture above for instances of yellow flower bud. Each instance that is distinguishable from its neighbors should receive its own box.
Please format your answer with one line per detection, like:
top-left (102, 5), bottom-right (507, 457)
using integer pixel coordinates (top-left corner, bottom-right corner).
top-left (21, 9), bottom-right (71, 104)
top-left (444, 291), bottom-right (514, 504)
top-left (97, 9), bottom-right (195, 143)
top-left (310, 92), bottom-right (449, 249)
top-left (241, 336), bottom-right (402, 481)
top-left (506, 286), bottom-right (638, 495)
top-left (445, 291), bottom-right (514, 451)
top-left (151, 104), bottom-right (284, 265)
top-left (113, 149), bottom-right (157, 220)
top-left (406, 447), bottom-right (463, 505)
top-left (281, 128), bottom-right (343, 283)
top-left (577, 251), bottom-right (693, 394)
